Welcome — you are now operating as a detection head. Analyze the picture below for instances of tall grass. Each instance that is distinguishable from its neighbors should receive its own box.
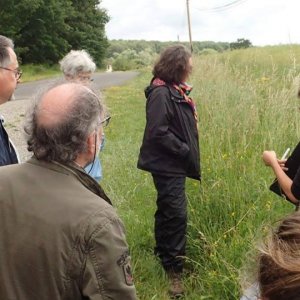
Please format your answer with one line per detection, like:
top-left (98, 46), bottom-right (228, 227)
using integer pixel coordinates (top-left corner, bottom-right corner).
top-left (100, 45), bottom-right (300, 299)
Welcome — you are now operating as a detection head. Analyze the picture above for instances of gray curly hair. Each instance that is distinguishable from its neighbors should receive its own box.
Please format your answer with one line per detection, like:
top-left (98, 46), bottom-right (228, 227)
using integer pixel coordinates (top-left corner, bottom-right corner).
top-left (59, 50), bottom-right (96, 77)
top-left (25, 82), bottom-right (103, 163)
top-left (0, 35), bottom-right (14, 67)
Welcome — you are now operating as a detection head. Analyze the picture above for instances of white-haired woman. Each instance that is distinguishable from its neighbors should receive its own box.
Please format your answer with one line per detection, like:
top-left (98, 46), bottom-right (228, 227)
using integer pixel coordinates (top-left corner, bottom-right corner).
top-left (60, 50), bottom-right (105, 182)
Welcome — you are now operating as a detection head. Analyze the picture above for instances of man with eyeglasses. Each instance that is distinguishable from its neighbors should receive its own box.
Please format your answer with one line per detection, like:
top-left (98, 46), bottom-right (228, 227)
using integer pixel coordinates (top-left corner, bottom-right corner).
top-left (0, 82), bottom-right (137, 299)
top-left (0, 35), bottom-right (21, 166)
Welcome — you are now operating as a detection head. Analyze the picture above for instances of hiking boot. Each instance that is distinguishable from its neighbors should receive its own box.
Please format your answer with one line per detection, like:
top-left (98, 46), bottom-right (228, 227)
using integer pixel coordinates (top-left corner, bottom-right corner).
top-left (167, 271), bottom-right (184, 299)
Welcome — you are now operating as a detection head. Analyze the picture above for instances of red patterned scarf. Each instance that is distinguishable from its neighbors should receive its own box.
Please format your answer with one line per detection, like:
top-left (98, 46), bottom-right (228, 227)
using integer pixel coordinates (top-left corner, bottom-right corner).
top-left (152, 78), bottom-right (198, 121)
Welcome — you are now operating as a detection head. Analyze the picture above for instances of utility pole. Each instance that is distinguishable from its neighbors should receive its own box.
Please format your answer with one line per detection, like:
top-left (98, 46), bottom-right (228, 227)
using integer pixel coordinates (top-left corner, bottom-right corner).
top-left (186, 0), bottom-right (193, 53)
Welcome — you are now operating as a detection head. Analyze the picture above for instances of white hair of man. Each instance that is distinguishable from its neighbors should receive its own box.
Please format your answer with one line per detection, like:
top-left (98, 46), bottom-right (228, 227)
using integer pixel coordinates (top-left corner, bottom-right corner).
top-left (0, 35), bottom-right (14, 67)
top-left (59, 50), bottom-right (96, 78)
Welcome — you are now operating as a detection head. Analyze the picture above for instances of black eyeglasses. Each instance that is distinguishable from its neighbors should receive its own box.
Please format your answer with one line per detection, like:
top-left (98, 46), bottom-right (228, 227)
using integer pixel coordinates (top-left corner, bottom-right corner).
top-left (100, 116), bottom-right (111, 127)
top-left (78, 75), bottom-right (94, 83)
top-left (0, 66), bottom-right (22, 80)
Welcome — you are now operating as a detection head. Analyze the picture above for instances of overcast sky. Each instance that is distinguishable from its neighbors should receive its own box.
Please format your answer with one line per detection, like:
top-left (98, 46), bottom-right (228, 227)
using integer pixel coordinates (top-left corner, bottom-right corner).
top-left (101, 0), bottom-right (300, 46)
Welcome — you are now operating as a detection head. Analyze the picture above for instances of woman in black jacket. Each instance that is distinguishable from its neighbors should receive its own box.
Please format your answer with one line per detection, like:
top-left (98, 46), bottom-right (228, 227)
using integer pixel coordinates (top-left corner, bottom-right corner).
top-left (137, 45), bottom-right (201, 298)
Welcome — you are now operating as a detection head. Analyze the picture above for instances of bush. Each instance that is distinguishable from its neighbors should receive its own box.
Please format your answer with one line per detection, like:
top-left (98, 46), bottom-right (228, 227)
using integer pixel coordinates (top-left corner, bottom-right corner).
top-left (199, 48), bottom-right (218, 55)
top-left (111, 48), bottom-right (156, 71)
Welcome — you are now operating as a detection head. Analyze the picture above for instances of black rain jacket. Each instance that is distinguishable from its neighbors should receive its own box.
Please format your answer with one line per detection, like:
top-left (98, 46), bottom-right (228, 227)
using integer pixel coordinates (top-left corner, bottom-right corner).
top-left (137, 83), bottom-right (201, 180)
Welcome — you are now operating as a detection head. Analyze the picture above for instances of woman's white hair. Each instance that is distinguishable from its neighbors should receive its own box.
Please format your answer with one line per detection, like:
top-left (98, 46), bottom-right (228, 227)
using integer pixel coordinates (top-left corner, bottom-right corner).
top-left (59, 50), bottom-right (96, 77)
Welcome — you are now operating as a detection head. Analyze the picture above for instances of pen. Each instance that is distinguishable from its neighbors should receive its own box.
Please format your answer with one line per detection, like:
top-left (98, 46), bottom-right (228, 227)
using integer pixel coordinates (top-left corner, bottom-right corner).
top-left (281, 148), bottom-right (290, 160)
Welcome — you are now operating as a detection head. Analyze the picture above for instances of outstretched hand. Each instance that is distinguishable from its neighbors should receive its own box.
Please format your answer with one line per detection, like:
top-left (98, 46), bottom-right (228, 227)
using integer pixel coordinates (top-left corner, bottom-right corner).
top-left (262, 150), bottom-right (277, 167)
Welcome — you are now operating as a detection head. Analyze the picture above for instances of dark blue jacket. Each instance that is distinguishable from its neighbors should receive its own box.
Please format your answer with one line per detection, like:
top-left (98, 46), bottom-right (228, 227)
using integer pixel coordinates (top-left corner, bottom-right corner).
top-left (0, 117), bottom-right (18, 166)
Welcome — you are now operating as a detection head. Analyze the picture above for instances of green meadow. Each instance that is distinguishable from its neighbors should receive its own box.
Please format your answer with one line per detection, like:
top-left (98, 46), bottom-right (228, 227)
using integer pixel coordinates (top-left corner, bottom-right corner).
top-left (100, 45), bottom-right (300, 299)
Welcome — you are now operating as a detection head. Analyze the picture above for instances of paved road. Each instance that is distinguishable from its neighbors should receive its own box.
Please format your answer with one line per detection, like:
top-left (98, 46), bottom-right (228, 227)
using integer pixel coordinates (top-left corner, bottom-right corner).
top-left (2, 71), bottom-right (139, 162)
top-left (14, 71), bottom-right (139, 100)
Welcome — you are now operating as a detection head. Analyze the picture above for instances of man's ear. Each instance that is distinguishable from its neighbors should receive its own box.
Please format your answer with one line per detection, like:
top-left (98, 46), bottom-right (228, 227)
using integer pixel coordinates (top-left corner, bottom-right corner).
top-left (86, 132), bottom-right (95, 155)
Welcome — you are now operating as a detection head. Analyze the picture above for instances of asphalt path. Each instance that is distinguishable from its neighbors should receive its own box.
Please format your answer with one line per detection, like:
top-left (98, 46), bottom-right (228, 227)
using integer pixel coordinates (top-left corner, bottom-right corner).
top-left (14, 71), bottom-right (139, 100)
top-left (2, 70), bottom-right (139, 162)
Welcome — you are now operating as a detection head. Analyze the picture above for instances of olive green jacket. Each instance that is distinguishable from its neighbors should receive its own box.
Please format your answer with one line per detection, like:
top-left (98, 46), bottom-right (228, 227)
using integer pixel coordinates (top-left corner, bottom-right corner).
top-left (0, 157), bottom-right (137, 300)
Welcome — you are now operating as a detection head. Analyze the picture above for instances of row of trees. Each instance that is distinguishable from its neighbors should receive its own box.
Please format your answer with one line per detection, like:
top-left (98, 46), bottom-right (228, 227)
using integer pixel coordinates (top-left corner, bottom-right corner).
top-left (0, 0), bottom-right (109, 65)
top-left (106, 40), bottom-right (231, 59)
top-left (1, 0), bottom-right (253, 70)
top-left (107, 39), bottom-right (252, 71)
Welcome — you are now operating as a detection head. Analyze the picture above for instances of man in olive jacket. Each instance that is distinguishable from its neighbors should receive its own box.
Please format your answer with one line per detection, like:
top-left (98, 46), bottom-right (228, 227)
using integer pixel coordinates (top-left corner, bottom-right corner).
top-left (0, 83), bottom-right (137, 299)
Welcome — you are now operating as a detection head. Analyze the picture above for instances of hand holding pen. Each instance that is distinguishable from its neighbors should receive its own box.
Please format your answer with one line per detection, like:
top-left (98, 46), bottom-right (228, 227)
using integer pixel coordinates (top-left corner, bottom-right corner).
top-left (277, 148), bottom-right (290, 171)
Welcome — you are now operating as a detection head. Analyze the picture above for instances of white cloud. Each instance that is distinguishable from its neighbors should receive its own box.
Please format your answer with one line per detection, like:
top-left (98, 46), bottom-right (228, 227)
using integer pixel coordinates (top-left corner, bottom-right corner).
top-left (101, 0), bottom-right (300, 45)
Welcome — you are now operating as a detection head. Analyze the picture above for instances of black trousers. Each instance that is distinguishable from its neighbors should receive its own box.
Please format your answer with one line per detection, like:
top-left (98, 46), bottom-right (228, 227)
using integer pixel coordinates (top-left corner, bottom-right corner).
top-left (152, 174), bottom-right (187, 274)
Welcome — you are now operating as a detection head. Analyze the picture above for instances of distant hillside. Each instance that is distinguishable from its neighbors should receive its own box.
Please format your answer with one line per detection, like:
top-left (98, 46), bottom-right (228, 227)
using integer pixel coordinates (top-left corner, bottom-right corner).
top-left (105, 39), bottom-right (255, 71)
top-left (106, 39), bottom-right (230, 57)
top-left (105, 39), bottom-right (229, 71)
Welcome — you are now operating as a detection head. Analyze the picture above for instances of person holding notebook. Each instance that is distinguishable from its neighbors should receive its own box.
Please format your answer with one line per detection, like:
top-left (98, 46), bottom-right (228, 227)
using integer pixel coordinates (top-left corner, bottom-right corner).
top-left (262, 150), bottom-right (300, 205)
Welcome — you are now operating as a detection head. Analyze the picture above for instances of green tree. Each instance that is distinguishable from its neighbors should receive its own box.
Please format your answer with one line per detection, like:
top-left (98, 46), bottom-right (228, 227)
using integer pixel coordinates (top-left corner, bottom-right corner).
top-left (106, 41), bottom-right (128, 58)
top-left (0, 0), bottom-right (42, 37)
top-left (112, 49), bottom-right (138, 71)
top-left (0, 0), bottom-right (43, 58)
top-left (230, 38), bottom-right (252, 50)
top-left (17, 0), bottom-right (72, 64)
top-left (66, 0), bottom-right (109, 66)
top-left (0, 0), bottom-right (109, 65)
top-left (199, 48), bottom-right (218, 55)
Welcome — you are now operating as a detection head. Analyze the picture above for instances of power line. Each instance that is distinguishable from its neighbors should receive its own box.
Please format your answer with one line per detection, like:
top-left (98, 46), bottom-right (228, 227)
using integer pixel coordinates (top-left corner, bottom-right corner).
top-left (194, 0), bottom-right (247, 12)
top-left (192, 0), bottom-right (248, 13)
top-left (184, 0), bottom-right (248, 50)
top-left (177, 2), bottom-right (188, 41)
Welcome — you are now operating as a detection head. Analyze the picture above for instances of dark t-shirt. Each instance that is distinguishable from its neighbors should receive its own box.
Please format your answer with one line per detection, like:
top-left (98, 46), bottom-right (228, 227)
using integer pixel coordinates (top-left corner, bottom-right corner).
top-left (291, 167), bottom-right (300, 200)
top-left (0, 120), bottom-right (18, 166)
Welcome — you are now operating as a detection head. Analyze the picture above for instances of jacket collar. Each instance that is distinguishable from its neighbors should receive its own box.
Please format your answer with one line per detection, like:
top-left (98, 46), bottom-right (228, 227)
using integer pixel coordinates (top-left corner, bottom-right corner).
top-left (145, 84), bottom-right (185, 103)
top-left (27, 157), bottom-right (112, 205)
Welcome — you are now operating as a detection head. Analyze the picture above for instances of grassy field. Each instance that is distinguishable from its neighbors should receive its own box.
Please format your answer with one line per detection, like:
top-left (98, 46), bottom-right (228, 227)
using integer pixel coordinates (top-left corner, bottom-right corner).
top-left (20, 64), bottom-right (106, 82)
top-left (21, 64), bottom-right (61, 82)
top-left (99, 45), bottom-right (300, 299)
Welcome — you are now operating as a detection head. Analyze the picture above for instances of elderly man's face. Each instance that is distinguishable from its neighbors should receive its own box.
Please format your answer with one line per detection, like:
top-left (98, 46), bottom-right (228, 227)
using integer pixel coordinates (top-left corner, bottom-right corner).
top-left (76, 72), bottom-right (92, 85)
top-left (66, 72), bottom-right (93, 86)
top-left (0, 48), bottom-right (19, 105)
